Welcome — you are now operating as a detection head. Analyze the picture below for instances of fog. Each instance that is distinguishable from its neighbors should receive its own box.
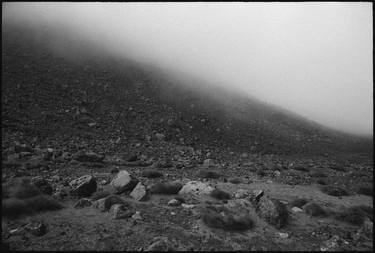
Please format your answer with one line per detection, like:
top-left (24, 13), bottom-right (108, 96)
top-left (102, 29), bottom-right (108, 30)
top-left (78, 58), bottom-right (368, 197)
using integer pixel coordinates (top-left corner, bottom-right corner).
top-left (3, 2), bottom-right (373, 136)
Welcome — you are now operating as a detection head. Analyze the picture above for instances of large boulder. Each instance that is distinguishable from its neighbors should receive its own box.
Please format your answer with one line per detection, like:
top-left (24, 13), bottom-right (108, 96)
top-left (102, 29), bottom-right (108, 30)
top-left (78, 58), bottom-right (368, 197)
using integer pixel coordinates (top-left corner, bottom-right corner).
top-left (256, 196), bottom-right (289, 229)
top-left (178, 181), bottom-right (214, 196)
top-left (130, 182), bottom-right (148, 201)
top-left (69, 175), bottom-right (97, 197)
top-left (111, 170), bottom-right (139, 194)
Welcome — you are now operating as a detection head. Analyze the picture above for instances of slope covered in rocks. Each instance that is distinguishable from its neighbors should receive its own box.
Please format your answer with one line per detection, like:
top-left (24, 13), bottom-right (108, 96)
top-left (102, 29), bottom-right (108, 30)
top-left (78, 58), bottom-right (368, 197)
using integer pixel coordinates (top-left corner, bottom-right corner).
top-left (2, 22), bottom-right (373, 251)
top-left (2, 22), bottom-right (372, 159)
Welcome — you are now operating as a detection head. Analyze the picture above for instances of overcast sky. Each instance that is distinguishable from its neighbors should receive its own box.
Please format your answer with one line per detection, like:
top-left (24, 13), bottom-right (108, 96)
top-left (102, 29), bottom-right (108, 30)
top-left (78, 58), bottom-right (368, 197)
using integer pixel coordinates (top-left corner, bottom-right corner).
top-left (3, 2), bottom-right (373, 136)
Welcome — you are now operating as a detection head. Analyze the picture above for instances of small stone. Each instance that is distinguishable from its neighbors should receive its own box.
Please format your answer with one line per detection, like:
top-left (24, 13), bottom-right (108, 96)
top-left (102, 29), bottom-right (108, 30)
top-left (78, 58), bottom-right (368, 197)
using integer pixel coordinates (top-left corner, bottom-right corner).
top-left (181, 203), bottom-right (195, 209)
top-left (25, 221), bottom-right (46, 236)
top-left (53, 187), bottom-right (68, 200)
top-left (171, 212), bottom-right (176, 216)
top-left (43, 149), bottom-right (54, 161)
top-left (14, 143), bottom-right (33, 153)
top-left (252, 189), bottom-right (264, 203)
top-left (127, 155), bottom-right (138, 162)
top-left (168, 199), bottom-right (181, 207)
top-left (320, 235), bottom-right (342, 251)
top-left (358, 218), bottom-right (373, 238)
top-left (202, 159), bottom-right (215, 168)
top-left (61, 152), bottom-right (71, 160)
top-left (241, 153), bottom-right (248, 158)
top-left (24, 156), bottom-right (44, 170)
top-left (73, 151), bottom-right (104, 162)
top-left (31, 176), bottom-right (53, 195)
top-left (51, 175), bottom-right (60, 182)
top-left (234, 189), bottom-right (250, 199)
top-left (93, 198), bottom-right (106, 211)
top-left (94, 195), bottom-right (130, 212)
top-left (110, 167), bottom-right (120, 174)
top-left (291, 207), bottom-right (304, 213)
top-left (69, 175), bottom-right (97, 197)
top-left (130, 182), bottom-right (148, 201)
top-left (278, 232), bottom-right (289, 239)
top-left (110, 204), bottom-right (134, 219)
top-left (155, 133), bottom-right (165, 141)
top-left (131, 211), bottom-right (142, 220)
top-left (146, 237), bottom-right (174, 251)
top-left (74, 198), bottom-right (92, 208)
top-left (9, 227), bottom-right (25, 236)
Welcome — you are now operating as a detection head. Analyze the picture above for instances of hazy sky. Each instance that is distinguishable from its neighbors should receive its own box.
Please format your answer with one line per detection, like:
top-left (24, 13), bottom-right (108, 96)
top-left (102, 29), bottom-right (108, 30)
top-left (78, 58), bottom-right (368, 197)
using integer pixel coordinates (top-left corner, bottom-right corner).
top-left (3, 2), bottom-right (373, 135)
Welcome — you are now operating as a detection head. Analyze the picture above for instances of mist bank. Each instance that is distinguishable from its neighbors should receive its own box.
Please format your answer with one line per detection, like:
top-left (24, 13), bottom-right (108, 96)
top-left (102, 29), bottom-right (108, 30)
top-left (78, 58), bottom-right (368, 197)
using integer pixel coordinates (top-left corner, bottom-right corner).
top-left (3, 2), bottom-right (373, 136)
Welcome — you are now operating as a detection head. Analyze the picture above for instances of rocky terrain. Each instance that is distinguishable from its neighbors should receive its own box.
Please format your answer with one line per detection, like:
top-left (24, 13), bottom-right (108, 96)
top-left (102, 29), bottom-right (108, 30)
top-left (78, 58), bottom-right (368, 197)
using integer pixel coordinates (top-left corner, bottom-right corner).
top-left (2, 22), bottom-right (373, 251)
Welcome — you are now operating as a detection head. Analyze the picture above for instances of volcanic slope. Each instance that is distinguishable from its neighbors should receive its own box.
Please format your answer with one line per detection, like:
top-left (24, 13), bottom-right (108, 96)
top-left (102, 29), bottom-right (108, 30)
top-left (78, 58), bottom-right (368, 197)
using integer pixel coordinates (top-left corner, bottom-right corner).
top-left (2, 23), bottom-right (372, 159)
top-left (2, 21), bottom-right (373, 252)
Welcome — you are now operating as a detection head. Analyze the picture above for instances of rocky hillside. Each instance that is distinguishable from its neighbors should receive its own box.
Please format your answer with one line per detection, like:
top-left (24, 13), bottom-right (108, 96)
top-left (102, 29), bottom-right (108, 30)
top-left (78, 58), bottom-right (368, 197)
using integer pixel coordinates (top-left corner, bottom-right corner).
top-left (2, 21), bottom-right (373, 252)
top-left (2, 22), bottom-right (372, 159)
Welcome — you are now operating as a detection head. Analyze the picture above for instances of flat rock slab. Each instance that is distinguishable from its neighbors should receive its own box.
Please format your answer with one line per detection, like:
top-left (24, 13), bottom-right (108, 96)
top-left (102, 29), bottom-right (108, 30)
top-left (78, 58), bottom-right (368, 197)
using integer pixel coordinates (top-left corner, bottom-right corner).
top-left (130, 182), bottom-right (148, 201)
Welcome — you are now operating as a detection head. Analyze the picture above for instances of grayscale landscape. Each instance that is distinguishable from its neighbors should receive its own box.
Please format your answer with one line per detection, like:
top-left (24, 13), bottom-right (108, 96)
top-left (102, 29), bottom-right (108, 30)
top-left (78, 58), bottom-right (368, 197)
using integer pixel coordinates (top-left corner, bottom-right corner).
top-left (2, 2), bottom-right (373, 251)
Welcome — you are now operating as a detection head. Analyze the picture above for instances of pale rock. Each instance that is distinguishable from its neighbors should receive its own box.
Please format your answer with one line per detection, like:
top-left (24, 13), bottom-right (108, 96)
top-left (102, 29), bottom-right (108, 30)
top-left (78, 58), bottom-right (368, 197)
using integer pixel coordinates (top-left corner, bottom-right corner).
top-left (131, 211), bottom-right (142, 220)
top-left (234, 189), bottom-right (250, 199)
top-left (291, 207), bottom-right (304, 213)
top-left (168, 199), bottom-right (182, 207)
top-left (110, 170), bottom-right (138, 194)
top-left (178, 181), bottom-right (214, 196)
top-left (130, 182), bottom-right (148, 201)
top-left (181, 203), bottom-right (196, 209)
top-left (278, 232), bottom-right (289, 239)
